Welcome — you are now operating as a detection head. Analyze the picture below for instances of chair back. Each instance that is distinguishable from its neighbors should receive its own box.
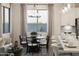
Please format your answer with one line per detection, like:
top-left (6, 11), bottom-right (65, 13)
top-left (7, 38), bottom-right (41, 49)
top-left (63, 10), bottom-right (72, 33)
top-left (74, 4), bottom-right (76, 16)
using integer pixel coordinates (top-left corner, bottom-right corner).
top-left (19, 35), bottom-right (27, 45)
top-left (30, 32), bottom-right (37, 35)
top-left (30, 32), bottom-right (38, 43)
top-left (46, 36), bottom-right (50, 45)
top-left (19, 35), bottom-right (22, 45)
top-left (46, 35), bottom-right (50, 51)
top-left (31, 38), bottom-right (37, 43)
top-left (0, 48), bottom-right (5, 53)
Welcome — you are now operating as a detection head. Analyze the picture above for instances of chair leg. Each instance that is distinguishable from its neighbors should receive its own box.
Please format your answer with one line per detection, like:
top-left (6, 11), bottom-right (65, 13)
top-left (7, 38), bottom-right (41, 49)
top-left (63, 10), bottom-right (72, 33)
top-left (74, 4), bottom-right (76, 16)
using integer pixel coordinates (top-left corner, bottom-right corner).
top-left (26, 47), bottom-right (28, 54)
top-left (46, 46), bottom-right (49, 53)
top-left (41, 47), bottom-right (43, 55)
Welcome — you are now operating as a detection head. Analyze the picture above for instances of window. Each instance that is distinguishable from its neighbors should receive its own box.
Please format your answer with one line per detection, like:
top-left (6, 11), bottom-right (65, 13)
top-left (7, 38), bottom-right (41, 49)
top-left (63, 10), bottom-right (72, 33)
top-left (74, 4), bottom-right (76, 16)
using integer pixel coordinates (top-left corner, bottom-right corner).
top-left (26, 5), bottom-right (48, 32)
top-left (27, 10), bottom-right (48, 32)
top-left (3, 7), bottom-right (10, 33)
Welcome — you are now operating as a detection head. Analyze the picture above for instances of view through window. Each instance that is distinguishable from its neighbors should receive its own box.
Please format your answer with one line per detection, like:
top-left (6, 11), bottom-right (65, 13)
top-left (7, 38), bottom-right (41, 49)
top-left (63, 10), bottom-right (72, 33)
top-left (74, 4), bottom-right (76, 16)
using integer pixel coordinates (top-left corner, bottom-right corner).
top-left (26, 5), bottom-right (48, 32)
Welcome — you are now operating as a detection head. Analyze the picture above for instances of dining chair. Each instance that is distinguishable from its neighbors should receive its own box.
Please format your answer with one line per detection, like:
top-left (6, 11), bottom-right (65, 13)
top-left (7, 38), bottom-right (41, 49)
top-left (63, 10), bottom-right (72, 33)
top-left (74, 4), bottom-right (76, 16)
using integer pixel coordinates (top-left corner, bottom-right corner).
top-left (0, 47), bottom-right (14, 56)
top-left (28, 35), bottom-right (40, 54)
top-left (27, 37), bottom-right (40, 54)
top-left (52, 45), bottom-right (63, 56)
top-left (26, 43), bottom-right (40, 56)
top-left (39, 35), bottom-right (50, 54)
top-left (30, 32), bottom-right (37, 36)
top-left (19, 35), bottom-right (27, 47)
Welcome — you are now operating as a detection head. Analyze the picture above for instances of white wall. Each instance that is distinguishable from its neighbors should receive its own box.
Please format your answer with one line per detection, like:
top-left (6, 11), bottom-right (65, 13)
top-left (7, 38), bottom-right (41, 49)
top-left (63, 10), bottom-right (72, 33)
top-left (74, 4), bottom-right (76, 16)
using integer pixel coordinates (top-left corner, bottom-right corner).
top-left (74, 8), bottom-right (79, 18)
top-left (0, 3), bottom-right (13, 45)
top-left (1, 3), bottom-right (10, 8)
top-left (61, 8), bottom-right (75, 26)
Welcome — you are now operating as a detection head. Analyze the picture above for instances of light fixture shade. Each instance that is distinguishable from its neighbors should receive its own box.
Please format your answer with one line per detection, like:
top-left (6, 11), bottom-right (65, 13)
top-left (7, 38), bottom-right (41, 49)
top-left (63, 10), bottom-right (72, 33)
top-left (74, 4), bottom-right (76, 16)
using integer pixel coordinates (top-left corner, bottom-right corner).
top-left (62, 7), bottom-right (68, 13)
top-left (62, 9), bottom-right (65, 13)
top-left (67, 4), bottom-right (71, 9)
top-left (63, 25), bottom-right (73, 32)
top-left (64, 7), bottom-right (68, 12)
top-left (62, 4), bottom-right (71, 13)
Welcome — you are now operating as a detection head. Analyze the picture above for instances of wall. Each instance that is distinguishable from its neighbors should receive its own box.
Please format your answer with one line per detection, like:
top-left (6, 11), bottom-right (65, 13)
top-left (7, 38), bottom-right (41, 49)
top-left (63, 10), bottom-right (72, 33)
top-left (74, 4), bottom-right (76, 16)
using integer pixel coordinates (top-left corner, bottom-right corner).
top-left (74, 8), bottom-right (79, 18)
top-left (61, 8), bottom-right (79, 26)
top-left (61, 6), bottom-right (78, 26)
top-left (11, 4), bottom-right (22, 43)
top-left (1, 3), bottom-right (10, 8)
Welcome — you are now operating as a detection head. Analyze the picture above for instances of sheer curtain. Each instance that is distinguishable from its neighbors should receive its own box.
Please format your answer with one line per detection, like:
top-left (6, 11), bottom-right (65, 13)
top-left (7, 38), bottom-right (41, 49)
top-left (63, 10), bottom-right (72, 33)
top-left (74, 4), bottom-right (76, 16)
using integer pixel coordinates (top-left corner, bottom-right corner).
top-left (48, 4), bottom-right (54, 37)
top-left (21, 4), bottom-right (26, 35)
top-left (21, 4), bottom-right (54, 37)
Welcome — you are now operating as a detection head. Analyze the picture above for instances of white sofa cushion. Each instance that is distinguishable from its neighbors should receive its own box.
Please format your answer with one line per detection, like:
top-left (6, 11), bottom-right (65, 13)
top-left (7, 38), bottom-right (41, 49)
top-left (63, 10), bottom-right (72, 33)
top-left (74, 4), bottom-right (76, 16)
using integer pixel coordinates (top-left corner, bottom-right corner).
top-left (0, 36), bottom-right (12, 53)
top-left (2, 34), bottom-right (12, 45)
top-left (3, 38), bottom-right (11, 45)
top-left (0, 38), bottom-right (5, 47)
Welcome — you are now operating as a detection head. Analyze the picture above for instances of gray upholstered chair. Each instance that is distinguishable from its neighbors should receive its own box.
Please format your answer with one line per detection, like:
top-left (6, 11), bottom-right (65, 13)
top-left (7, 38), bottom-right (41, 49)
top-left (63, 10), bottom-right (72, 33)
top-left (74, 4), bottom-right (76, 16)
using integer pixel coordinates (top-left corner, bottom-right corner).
top-left (0, 47), bottom-right (13, 56)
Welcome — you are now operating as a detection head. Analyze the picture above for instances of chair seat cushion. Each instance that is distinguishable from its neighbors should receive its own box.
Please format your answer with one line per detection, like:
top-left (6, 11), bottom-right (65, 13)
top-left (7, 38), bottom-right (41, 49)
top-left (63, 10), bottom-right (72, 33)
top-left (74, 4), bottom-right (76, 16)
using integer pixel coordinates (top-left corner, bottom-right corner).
top-left (28, 43), bottom-right (38, 46)
top-left (21, 41), bottom-right (27, 44)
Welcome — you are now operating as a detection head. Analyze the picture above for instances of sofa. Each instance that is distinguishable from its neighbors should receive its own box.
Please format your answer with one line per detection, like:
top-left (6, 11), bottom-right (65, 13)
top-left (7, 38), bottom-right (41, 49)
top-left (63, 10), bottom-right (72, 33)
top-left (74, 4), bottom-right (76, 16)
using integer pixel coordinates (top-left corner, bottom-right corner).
top-left (0, 34), bottom-right (12, 54)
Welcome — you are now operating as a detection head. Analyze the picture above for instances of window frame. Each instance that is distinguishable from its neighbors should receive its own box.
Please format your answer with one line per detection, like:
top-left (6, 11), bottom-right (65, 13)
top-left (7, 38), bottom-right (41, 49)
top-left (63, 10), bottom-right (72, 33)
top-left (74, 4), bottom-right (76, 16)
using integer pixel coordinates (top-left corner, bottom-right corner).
top-left (3, 6), bottom-right (10, 34)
